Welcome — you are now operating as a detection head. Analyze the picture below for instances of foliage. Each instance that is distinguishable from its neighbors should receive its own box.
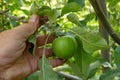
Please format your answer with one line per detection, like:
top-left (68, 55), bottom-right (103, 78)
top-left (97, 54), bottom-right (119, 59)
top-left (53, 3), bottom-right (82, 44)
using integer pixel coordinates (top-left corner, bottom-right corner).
top-left (1, 0), bottom-right (120, 80)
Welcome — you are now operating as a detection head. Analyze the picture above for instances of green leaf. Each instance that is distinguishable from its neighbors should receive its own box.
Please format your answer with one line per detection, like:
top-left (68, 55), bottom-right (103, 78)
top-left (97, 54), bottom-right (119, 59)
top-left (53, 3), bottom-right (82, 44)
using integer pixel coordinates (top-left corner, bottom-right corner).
top-left (99, 69), bottom-right (120, 80)
top-left (10, 20), bottom-right (20, 27)
top-left (68, 36), bottom-right (92, 79)
top-left (61, 2), bottom-right (81, 16)
top-left (25, 71), bottom-right (39, 80)
top-left (115, 46), bottom-right (120, 70)
top-left (38, 6), bottom-right (52, 16)
top-left (28, 34), bottom-right (36, 45)
top-left (30, 1), bottom-right (39, 14)
top-left (67, 13), bottom-right (81, 26)
top-left (108, 0), bottom-right (120, 7)
top-left (68, 62), bottom-right (86, 79)
top-left (28, 32), bottom-right (38, 54)
top-left (39, 6), bottom-right (59, 23)
top-left (14, 0), bottom-right (24, 6)
top-left (74, 36), bottom-right (91, 74)
top-left (39, 54), bottom-right (59, 80)
top-left (48, 9), bottom-right (60, 23)
top-left (86, 60), bottom-right (104, 79)
top-left (68, 0), bottom-right (85, 7)
top-left (71, 27), bottom-right (108, 53)
top-left (84, 12), bottom-right (96, 22)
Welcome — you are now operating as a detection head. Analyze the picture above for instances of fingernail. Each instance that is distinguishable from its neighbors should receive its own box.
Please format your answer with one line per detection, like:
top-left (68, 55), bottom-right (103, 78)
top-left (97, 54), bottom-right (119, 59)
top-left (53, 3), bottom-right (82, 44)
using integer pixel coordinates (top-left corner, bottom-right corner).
top-left (29, 14), bottom-right (38, 23)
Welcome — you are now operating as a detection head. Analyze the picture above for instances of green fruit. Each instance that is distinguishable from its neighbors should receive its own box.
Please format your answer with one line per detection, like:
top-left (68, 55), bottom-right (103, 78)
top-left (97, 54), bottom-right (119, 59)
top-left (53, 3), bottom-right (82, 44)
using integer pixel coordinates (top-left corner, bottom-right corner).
top-left (52, 35), bottom-right (77, 59)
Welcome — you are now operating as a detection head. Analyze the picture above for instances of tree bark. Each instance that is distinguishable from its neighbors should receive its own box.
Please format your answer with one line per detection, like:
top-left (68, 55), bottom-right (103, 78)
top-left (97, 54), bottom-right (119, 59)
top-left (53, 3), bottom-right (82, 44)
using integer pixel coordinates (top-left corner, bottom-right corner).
top-left (89, 0), bottom-right (120, 45)
top-left (97, 0), bottom-right (110, 72)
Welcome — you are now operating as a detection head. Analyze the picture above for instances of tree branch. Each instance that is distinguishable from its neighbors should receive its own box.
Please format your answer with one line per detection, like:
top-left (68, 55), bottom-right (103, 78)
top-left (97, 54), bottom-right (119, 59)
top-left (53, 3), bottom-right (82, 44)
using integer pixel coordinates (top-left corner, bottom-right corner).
top-left (89, 0), bottom-right (120, 45)
top-left (0, 9), bottom-right (48, 23)
top-left (0, 9), bottom-right (9, 14)
top-left (4, 13), bottom-right (28, 23)
top-left (0, 9), bottom-right (28, 23)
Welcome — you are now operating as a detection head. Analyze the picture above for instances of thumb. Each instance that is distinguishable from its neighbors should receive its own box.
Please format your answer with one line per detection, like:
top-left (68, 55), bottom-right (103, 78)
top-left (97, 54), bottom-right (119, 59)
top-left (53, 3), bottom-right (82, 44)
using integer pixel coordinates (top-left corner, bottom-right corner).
top-left (13, 14), bottom-right (40, 39)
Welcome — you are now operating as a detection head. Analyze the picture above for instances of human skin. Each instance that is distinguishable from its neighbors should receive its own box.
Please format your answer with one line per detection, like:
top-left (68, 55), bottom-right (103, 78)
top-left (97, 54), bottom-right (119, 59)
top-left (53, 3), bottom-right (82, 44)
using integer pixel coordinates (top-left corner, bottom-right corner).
top-left (0, 14), bottom-right (65, 80)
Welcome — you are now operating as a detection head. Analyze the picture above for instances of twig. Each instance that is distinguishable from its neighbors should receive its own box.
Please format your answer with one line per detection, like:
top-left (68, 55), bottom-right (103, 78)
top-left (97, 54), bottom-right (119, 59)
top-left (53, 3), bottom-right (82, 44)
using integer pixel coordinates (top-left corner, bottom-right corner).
top-left (0, 9), bottom-right (49, 23)
top-left (0, 9), bottom-right (9, 14)
top-left (4, 13), bottom-right (25, 20)
top-left (0, 9), bottom-right (28, 23)
top-left (89, 0), bottom-right (120, 45)
top-left (4, 13), bottom-right (28, 23)
top-left (57, 71), bottom-right (81, 80)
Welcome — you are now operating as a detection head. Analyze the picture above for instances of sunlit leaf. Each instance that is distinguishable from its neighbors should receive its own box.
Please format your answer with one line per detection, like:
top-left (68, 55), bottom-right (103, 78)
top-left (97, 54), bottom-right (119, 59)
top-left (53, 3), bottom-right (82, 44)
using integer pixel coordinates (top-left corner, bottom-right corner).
top-left (71, 27), bottom-right (108, 53)
top-left (108, 0), bottom-right (120, 7)
top-left (61, 2), bottom-right (81, 16)
top-left (14, 0), bottom-right (24, 6)
top-left (68, 0), bottom-right (85, 7)
top-left (30, 1), bottom-right (39, 14)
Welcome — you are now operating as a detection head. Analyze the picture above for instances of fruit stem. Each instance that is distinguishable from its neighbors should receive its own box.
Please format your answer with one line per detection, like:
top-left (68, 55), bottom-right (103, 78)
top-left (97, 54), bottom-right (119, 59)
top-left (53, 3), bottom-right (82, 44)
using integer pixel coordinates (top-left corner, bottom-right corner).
top-left (43, 33), bottom-right (51, 56)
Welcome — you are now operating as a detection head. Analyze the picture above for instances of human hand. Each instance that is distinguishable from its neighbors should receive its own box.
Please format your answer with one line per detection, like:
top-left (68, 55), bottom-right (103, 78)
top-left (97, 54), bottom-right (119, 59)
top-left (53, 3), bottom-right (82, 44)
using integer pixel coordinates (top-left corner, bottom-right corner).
top-left (0, 14), bottom-right (65, 80)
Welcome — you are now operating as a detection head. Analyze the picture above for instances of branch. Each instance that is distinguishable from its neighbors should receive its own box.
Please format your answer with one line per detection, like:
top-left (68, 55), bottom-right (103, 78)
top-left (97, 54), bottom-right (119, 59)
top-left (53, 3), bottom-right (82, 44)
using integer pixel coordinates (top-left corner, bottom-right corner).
top-left (0, 9), bottom-right (28, 23)
top-left (89, 0), bottom-right (120, 45)
top-left (0, 9), bottom-right (9, 14)
top-left (4, 13), bottom-right (28, 23)
top-left (0, 9), bottom-right (48, 24)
